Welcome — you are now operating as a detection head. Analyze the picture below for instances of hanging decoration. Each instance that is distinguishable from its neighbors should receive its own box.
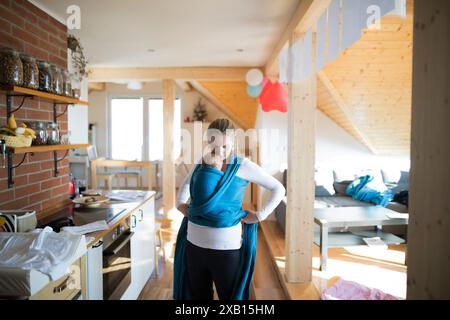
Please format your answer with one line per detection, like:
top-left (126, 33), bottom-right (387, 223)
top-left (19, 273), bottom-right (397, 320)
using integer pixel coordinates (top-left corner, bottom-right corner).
top-left (259, 78), bottom-right (288, 113)
top-left (192, 99), bottom-right (208, 122)
top-left (247, 84), bottom-right (262, 97)
top-left (245, 68), bottom-right (264, 86)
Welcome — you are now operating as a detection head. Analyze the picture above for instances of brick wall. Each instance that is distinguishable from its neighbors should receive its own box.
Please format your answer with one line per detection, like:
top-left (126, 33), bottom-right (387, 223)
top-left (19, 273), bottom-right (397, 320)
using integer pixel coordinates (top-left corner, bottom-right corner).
top-left (0, 0), bottom-right (70, 213)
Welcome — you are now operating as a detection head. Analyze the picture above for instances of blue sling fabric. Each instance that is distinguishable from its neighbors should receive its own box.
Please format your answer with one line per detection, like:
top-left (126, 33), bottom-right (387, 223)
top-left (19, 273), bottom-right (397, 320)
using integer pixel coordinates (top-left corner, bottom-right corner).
top-left (346, 175), bottom-right (394, 207)
top-left (173, 156), bottom-right (258, 300)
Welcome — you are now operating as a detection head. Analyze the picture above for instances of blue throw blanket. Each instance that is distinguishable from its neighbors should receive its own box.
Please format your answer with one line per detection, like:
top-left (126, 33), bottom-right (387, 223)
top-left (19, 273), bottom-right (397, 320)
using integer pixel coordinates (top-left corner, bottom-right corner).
top-left (346, 175), bottom-right (394, 207)
top-left (173, 156), bottom-right (258, 300)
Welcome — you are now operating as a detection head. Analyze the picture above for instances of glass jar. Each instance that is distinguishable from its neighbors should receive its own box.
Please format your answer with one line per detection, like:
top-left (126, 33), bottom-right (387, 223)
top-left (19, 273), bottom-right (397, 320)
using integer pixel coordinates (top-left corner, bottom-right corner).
top-left (50, 65), bottom-right (63, 95)
top-left (38, 61), bottom-right (52, 92)
top-left (71, 73), bottom-right (80, 98)
top-left (62, 70), bottom-right (72, 96)
top-left (29, 121), bottom-right (48, 146)
top-left (20, 54), bottom-right (39, 89)
top-left (0, 47), bottom-right (23, 86)
top-left (46, 122), bottom-right (60, 145)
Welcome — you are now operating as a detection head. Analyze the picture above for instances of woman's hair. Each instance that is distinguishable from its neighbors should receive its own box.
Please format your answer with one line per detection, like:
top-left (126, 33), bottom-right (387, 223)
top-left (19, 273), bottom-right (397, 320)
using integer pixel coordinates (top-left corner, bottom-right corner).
top-left (208, 118), bottom-right (235, 133)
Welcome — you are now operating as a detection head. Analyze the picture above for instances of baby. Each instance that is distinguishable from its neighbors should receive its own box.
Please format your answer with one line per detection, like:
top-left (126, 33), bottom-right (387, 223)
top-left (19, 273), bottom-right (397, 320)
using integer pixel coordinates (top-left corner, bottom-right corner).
top-left (203, 152), bottom-right (223, 171)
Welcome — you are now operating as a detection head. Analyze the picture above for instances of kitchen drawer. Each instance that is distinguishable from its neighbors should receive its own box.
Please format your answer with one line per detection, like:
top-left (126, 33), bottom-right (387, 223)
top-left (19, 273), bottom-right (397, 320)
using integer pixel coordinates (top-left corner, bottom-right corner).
top-left (29, 258), bottom-right (83, 300)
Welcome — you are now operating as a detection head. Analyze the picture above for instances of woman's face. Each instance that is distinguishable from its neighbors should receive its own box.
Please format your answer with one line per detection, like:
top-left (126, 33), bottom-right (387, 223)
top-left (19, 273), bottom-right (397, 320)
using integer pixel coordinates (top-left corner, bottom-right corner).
top-left (205, 132), bottom-right (234, 162)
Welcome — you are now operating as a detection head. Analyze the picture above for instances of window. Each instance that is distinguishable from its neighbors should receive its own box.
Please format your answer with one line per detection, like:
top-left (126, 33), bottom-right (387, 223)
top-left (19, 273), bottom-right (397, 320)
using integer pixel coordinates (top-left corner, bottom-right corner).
top-left (148, 98), bottom-right (181, 161)
top-left (109, 97), bottom-right (181, 162)
top-left (110, 98), bottom-right (144, 161)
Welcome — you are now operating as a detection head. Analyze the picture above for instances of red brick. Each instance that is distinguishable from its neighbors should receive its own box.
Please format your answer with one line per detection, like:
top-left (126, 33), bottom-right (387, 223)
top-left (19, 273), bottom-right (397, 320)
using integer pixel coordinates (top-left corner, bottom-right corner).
top-left (13, 25), bottom-right (41, 46)
top-left (38, 19), bottom-right (58, 36)
top-left (28, 170), bottom-right (52, 183)
top-left (51, 184), bottom-right (68, 197)
top-left (12, 174), bottom-right (28, 187)
top-left (29, 152), bottom-right (53, 162)
top-left (25, 22), bottom-right (48, 41)
top-left (0, 30), bottom-right (24, 51)
top-left (1, 196), bottom-right (29, 210)
top-left (42, 196), bottom-right (65, 210)
top-left (48, 17), bottom-right (66, 32)
top-left (25, 203), bottom-right (42, 213)
top-left (0, 0), bottom-right (11, 9)
top-left (0, 6), bottom-right (25, 28)
top-left (0, 190), bottom-right (14, 203)
top-left (40, 160), bottom-right (55, 171)
top-left (49, 54), bottom-right (67, 68)
top-left (22, 1), bottom-right (50, 22)
top-left (11, 1), bottom-right (38, 24)
top-left (23, 43), bottom-right (49, 61)
top-left (15, 162), bottom-right (40, 176)
top-left (41, 177), bottom-right (61, 190)
top-left (0, 18), bottom-right (11, 33)
top-left (25, 108), bottom-right (52, 121)
top-left (29, 189), bottom-right (51, 204)
top-left (14, 182), bottom-right (40, 198)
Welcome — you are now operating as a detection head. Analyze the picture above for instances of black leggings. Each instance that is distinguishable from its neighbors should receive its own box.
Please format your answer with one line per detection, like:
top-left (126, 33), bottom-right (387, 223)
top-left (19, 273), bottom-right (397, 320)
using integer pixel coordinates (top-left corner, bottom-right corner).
top-left (185, 240), bottom-right (241, 300)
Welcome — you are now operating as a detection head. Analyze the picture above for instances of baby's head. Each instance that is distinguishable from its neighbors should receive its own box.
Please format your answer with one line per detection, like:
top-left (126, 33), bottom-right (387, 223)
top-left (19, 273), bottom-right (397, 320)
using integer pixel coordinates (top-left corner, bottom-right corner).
top-left (203, 152), bottom-right (223, 171)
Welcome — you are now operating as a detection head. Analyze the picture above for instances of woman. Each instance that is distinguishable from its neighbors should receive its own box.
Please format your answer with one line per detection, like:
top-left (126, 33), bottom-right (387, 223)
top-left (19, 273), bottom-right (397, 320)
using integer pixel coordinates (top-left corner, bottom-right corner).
top-left (173, 119), bottom-right (285, 300)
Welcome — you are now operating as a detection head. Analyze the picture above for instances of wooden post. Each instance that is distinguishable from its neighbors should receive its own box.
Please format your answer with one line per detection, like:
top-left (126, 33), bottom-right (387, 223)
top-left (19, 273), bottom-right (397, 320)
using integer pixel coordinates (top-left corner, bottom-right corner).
top-left (407, 0), bottom-right (450, 299)
top-left (285, 35), bottom-right (316, 283)
top-left (90, 160), bottom-right (97, 190)
top-left (162, 79), bottom-right (176, 219)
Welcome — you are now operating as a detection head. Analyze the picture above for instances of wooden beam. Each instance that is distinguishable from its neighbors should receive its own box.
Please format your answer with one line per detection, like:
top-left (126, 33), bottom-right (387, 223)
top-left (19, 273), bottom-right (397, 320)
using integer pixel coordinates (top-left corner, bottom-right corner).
top-left (407, 0), bottom-right (450, 300)
top-left (265, 0), bottom-right (331, 76)
top-left (175, 80), bottom-right (193, 92)
top-left (89, 67), bottom-right (252, 82)
top-left (88, 82), bottom-right (105, 93)
top-left (189, 81), bottom-right (249, 130)
top-left (162, 79), bottom-right (176, 219)
top-left (285, 35), bottom-right (316, 283)
top-left (317, 70), bottom-right (379, 154)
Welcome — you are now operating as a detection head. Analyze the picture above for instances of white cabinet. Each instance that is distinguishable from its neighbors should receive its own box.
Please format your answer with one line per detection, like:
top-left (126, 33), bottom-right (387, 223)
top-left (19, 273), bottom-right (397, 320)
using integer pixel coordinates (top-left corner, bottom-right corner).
top-left (121, 197), bottom-right (155, 300)
top-left (85, 239), bottom-right (103, 300)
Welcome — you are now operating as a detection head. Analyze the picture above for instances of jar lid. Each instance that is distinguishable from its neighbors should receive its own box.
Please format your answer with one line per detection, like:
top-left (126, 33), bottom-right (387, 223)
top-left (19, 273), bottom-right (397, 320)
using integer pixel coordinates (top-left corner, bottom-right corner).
top-left (20, 53), bottom-right (36, 61)
top-left (37, 60), bottom-right (50, 66)
top-left (0, 46), bottom-right (19, 54)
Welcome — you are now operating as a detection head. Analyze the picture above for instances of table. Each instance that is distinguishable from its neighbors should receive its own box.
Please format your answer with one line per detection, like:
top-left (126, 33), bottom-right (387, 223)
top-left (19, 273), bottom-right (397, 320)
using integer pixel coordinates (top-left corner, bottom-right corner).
top-left (314, 206), bottom-right (409, 271)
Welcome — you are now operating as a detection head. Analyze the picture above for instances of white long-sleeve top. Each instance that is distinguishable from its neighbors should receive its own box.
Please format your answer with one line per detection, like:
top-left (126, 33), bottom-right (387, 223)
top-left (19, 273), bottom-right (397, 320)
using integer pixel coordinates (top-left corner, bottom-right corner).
top-left (176, 158), bottom-right (286, 250)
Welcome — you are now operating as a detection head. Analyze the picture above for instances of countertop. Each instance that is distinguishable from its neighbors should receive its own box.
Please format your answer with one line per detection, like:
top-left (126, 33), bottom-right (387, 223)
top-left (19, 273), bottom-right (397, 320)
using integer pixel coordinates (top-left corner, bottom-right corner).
top-left (38, 190), bottom-right (157, 248)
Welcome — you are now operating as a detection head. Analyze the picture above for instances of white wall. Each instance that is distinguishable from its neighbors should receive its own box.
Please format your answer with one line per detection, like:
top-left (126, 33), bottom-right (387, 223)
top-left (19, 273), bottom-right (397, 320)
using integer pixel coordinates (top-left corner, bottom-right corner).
top-left (67, 52), bottom-right (89, 145)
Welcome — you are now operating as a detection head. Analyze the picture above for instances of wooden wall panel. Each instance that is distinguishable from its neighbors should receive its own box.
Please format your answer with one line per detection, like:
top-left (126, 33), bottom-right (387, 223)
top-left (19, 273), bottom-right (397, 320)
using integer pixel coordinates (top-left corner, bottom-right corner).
top-left (198, 81), bottom-right (259, 129)
top-left (318, 0), bottom-right (414, 155)
top-left (407, 0), bottom-right (450, 300)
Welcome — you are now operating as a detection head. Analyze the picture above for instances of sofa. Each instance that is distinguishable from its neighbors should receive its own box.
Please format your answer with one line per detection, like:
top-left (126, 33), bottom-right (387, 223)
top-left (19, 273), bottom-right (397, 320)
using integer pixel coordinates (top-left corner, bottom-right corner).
top-left (275, 168), bottom-right (409, 237)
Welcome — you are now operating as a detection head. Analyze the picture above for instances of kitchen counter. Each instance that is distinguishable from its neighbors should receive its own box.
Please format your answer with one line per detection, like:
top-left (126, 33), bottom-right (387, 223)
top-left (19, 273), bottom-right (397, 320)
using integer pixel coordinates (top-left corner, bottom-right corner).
top-left (0, 190), bottom-right (156, 299)
top-left (38, 190), bottom-right (156, 248)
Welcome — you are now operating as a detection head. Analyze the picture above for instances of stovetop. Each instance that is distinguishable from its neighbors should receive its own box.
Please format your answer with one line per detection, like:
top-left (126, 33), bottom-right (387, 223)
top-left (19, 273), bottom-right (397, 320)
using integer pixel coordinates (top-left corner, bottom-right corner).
top-left (38, 205), bottom-right (126, 232)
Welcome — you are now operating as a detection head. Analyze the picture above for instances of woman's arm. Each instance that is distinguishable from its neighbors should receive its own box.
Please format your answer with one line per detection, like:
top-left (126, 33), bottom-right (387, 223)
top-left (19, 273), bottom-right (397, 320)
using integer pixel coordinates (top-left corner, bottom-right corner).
top-left (176, 164), bottom-right (197, 217)
top-left (238, 158), bottom-right (286, 222)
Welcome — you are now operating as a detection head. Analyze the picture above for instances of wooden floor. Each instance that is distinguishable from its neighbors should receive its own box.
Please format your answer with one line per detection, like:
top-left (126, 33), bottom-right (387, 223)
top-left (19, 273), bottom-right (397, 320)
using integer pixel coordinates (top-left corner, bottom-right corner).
top-left (138, 200), bottom-right (285, 300)
top-left (260, 221), bottom-right (407, 299)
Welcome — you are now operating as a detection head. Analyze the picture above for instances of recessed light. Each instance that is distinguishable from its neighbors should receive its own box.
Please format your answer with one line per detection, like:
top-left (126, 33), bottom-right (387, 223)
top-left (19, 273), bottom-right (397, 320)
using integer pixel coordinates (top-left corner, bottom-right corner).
top-left (236, 49), bottom-right (244, 52)
top-left (147, 49), bottom-right (155, 53)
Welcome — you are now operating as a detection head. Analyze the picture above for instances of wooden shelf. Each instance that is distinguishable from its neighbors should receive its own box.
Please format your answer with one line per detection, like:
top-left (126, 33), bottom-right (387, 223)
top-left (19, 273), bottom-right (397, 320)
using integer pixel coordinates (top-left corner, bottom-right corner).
top-left (0, 85), bottom-right (89, 106)
top-left (10, 144), bottom-right (90, 154)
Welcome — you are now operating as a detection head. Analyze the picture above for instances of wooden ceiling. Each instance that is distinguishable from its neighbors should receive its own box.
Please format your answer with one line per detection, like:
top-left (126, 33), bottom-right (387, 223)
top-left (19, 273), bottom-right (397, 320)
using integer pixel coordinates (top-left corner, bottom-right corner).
top-left (317, 0), bottom-right (413, 155)
top-left (194, 81), bottom-right (259, 129)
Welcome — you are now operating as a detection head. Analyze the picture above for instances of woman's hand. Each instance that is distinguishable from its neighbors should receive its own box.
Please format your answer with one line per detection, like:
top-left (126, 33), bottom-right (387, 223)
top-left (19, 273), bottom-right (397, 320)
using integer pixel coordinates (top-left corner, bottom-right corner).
top-left (241, 210), bottom-right (259, 225)
top-left (177, 203), bottom-right (190, 217)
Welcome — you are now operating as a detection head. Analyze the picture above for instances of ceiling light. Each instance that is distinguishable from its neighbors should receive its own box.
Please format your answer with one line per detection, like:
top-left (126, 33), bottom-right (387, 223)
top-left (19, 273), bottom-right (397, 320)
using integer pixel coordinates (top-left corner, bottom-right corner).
top-left (236, 49), bottom-right (244, 52)
top-left (127, 81), bottom-right (143, 90)
top-left (147, 49), bottom-right (155, 53)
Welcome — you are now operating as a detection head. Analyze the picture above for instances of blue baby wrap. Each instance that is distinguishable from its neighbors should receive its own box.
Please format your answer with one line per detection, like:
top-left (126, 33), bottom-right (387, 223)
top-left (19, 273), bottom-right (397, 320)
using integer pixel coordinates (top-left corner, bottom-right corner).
top-left (346, 175), bottom-right (394, 207)
top-left (173, 156), bottom-right (258, 300)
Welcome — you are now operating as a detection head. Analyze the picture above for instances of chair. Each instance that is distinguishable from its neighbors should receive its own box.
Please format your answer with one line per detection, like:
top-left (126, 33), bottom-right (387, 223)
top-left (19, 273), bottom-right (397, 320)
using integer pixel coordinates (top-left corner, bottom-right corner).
top-left (88, 146), bottom-right (145, 190)
top-left (87, 146), bottom-right (115, 191)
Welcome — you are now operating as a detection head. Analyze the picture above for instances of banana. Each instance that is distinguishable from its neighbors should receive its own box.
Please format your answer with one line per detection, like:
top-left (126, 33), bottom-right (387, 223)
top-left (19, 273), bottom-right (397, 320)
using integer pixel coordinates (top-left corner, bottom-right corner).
top-left (0, 127), bottom-right (16, 136)
top-left (8, 115), bottom-right (17, 130)
top-left (19, 123), bottom-right (27, 128)
top-left (24, 128), bottom-right (36, 136)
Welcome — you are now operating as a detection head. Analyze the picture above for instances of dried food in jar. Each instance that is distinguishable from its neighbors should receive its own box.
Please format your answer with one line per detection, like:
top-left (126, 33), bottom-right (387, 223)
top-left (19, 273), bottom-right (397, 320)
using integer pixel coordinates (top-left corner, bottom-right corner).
top-left (38, 61), bottom-right (52, 92)
top-left (0, 47), bottom-right (23, 86)
top-left (20, 54), bottom-right (39, 89)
